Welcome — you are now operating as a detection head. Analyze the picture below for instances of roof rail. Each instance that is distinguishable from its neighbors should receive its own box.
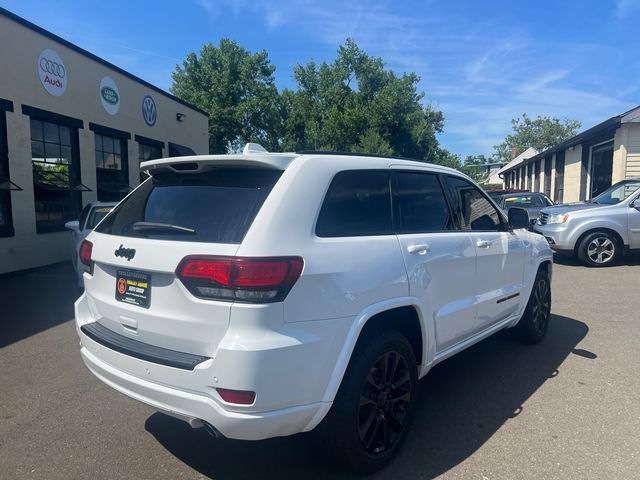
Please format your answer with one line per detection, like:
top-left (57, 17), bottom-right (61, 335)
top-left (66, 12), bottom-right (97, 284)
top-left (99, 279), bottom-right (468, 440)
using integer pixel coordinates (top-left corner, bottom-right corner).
top-left (242, 143), bottom-right (269, 155)
top-left (294, 150), bottom-right (431, 163)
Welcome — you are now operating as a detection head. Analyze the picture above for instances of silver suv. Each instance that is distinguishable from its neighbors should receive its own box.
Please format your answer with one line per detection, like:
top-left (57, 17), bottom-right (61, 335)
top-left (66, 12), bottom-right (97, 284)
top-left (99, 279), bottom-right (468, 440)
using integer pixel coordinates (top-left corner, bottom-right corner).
top-left (534, 179), bottom-right (640, 266)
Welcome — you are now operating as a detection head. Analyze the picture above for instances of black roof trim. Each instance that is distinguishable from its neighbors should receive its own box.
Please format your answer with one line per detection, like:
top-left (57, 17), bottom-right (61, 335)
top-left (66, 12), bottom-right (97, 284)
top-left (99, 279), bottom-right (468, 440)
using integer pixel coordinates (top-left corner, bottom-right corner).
top-left (295, 150), bottom-right (431, 163)
top-left (504, 116), bottom-right (621, 172)
top-left (134, 134), bottom-right (165, 149)
top-left (22, 104), bottom-right (83, 129)
top-left (0, 97), bottom-right (14, 112)
top-left (0, 7), bottom-right (209, 117)
top-left (89, 122), bottom-right (131, 140)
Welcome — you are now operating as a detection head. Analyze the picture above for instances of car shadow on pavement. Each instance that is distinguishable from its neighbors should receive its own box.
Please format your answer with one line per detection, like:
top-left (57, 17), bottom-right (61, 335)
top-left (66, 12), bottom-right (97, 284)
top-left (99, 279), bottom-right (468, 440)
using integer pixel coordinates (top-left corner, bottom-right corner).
top-left (553, 252), bottom-right (640, 267)
top-left (145, 314), bottom-right (589, 480)
top-left (0, 262), bottom-right (79, 348)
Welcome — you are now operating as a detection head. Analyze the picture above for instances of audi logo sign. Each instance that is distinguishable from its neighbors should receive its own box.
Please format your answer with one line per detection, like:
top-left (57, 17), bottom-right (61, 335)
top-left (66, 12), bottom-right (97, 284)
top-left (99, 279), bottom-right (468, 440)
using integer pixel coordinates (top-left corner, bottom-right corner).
top-left (142, 95), bottom-right (157, 126)
top-left (38, 49), bottom-right (67, 96)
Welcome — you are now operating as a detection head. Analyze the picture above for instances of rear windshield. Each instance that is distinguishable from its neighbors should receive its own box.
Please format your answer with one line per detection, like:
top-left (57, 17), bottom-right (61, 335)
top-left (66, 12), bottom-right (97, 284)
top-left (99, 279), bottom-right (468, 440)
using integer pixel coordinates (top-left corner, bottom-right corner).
top-left (95, 168), bottom-right (282, 243)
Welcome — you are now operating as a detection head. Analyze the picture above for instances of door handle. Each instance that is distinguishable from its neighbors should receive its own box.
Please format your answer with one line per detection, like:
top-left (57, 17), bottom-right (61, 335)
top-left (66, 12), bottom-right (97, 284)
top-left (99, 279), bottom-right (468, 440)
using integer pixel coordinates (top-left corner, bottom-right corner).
top-left (407, 243), bottom-right (430, 255)
top-left (476, 240), bottom-right (493, 249)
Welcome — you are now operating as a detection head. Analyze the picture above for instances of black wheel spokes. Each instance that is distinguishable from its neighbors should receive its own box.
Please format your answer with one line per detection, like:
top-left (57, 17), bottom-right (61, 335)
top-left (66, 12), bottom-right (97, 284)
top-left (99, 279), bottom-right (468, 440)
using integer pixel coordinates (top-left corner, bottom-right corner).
top-left (358, 351), bottom-right (412, 454)
top-left (532, 279), bottom-right (550, 334)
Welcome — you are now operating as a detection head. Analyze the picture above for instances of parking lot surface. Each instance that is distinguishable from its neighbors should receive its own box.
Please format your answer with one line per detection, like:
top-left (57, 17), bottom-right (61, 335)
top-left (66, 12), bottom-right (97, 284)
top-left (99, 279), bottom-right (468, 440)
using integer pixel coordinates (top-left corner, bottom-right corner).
top-left (1, 256), bottom-right (639, 479)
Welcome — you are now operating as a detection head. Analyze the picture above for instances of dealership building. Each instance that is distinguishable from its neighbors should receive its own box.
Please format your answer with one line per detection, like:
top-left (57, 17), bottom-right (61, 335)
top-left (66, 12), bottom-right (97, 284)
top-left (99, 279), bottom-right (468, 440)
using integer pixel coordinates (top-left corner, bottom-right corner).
top-left (0, 8), bottom-right (209, 274)
top-left (498, 106), bottom-right (640, 203)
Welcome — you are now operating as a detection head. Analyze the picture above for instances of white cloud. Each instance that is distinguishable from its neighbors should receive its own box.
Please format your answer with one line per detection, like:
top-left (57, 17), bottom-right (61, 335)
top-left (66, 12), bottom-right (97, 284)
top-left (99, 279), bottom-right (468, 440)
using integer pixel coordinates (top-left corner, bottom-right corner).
top-left (614, 0), bottom-right (640, 18)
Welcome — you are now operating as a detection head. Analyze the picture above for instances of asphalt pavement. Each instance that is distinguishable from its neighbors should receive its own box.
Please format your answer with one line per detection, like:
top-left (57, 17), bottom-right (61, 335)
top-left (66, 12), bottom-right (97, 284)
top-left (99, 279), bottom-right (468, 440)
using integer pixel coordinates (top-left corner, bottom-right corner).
top-left (1, 255), bottom-right (639, 479)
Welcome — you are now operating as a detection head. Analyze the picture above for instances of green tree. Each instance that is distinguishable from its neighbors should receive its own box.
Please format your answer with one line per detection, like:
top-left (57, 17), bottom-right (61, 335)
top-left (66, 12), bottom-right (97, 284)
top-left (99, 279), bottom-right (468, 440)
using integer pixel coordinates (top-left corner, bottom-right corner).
top-left (494, 114), bottom-right (581, 163)
top-left (171, 39), bottom-right (283, 153)
top-left (281, 39), bottom-right (444, 160)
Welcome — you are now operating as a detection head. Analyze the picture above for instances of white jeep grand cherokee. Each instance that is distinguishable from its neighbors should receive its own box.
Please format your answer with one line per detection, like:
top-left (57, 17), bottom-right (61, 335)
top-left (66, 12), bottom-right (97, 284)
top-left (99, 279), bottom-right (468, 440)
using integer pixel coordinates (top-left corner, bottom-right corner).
top-left (75, 146), bottom-right (553, 471)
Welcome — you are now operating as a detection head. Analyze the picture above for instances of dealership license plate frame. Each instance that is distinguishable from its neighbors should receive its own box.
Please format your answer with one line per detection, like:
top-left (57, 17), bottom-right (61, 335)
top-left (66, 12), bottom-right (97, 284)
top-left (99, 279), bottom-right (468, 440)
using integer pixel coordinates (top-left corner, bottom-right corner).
top-left (115, 269), bottom-right (151, 308)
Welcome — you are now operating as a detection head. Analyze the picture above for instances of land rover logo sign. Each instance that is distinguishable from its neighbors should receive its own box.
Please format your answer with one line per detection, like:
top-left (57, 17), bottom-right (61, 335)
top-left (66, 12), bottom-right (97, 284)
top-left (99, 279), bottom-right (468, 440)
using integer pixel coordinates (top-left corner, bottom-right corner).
top-left (142, 95), bottom-right (157, 126)
top-left (38, 49), bottom-right (67, 96)
top-left (99, 76), bottom-right (120, 115)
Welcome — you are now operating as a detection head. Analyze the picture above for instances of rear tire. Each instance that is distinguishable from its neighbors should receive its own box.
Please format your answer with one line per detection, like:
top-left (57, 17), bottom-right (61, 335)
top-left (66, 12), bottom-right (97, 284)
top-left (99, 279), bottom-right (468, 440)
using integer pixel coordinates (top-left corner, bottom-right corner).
top-left (314, 331), bottom-right (417, 472)
top-left (511, 270), bottom-right (551, 344)
top-left (577, 231), bottom-right (620, 267)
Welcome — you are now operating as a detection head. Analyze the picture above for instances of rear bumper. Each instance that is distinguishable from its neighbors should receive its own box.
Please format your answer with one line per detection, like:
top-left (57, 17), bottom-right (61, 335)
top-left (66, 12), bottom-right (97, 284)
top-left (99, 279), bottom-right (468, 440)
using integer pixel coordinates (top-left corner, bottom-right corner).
top-left (74, 293), bottom-right (347, 440)
top-left (79, 344), bottom-right (327, 440)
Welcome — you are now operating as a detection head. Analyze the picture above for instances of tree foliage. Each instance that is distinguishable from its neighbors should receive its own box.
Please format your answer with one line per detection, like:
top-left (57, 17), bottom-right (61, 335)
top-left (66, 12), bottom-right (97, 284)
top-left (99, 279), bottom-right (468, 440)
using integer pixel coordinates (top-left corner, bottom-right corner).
top-left (171, 38), bottom-right (444, 160)
top-left (493, 114), bottom-right (581, 162)
top-left (281, 39), bottom-right (444, 160)
top-left (171, 39), bottom-right (283, 153)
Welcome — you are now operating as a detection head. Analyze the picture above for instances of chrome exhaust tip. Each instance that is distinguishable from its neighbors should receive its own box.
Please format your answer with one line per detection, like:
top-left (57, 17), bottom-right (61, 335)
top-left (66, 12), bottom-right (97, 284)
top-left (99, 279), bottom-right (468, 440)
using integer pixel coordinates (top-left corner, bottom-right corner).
top-left (202, 421), bottom-right (223, 439)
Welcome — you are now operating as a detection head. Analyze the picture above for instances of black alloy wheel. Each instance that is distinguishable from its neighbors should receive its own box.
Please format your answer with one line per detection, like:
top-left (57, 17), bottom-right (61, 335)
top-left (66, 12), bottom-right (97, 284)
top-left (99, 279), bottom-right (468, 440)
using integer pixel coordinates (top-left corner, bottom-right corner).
top-left (313, 331), bottom-right (417, 472)
top-left (511, 270), bottom-right (552, 344)
top-left (530, 275), bottom-right (551, 336)
top-left (357, 351), bottom-right (412, 454)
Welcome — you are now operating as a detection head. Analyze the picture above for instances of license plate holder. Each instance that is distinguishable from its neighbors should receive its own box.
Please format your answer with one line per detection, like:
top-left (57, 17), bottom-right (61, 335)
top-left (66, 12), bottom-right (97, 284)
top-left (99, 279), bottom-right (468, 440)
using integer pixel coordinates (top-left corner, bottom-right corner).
top-left (115, 269), bottom-right (151, 308)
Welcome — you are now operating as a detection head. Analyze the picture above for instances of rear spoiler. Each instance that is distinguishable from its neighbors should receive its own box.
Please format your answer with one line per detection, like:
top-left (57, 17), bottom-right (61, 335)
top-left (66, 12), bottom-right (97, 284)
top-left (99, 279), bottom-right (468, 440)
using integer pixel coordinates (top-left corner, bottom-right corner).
top-left (141, 142), bottom-right (297, 174)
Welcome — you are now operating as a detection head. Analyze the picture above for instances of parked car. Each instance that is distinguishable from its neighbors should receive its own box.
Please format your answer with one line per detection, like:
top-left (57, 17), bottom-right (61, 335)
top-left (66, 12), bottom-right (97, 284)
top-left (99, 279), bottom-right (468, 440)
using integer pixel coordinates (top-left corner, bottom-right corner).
top-left (74, 147), bottom-right (553, 471)
top-left (65, 201), bottom-right (116, 287)
top-left (534, 178), bottom-right (640, 267)
top-left (498, 192), bottom-right (554, 229)
top-left (486, 188), bottom-right (528, 202)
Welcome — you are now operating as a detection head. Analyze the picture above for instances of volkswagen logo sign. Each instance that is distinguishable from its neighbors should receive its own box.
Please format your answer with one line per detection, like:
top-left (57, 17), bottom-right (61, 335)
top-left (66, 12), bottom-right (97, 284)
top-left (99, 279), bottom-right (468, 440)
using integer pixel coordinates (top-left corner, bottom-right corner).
top-left (37, 49), bottom-right (67, 96)
top-left (142, 95), bottom-right (157, 126)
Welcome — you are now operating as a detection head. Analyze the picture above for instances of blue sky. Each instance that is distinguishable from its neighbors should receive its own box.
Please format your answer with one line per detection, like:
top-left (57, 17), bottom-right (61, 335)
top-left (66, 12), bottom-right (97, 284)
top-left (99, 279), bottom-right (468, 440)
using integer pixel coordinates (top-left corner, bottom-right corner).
top-left (2, 0), bottom-right (639, 157)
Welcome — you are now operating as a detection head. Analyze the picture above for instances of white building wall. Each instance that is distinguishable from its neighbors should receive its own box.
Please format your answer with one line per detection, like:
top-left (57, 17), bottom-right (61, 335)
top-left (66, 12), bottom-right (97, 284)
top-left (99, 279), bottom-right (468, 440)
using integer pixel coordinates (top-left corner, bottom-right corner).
top-left (0, 14), bottom-right (209, 273)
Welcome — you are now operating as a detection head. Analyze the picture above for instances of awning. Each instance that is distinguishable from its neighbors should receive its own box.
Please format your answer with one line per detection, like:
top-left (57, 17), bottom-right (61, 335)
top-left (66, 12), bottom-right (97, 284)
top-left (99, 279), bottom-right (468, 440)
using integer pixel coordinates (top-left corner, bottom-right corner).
top-left (168, 142), bottom-right (196, 157)
top-left (97, 182), bottom-right (132, 193)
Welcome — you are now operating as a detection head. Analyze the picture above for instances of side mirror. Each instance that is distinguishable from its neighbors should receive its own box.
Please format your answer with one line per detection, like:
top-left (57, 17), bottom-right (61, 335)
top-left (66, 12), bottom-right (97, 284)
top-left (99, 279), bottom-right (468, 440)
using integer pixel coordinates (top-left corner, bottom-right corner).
top-left (631, 198), bottom-right (640, 209)
top-left (65, 220), bottom-right (80, 232)
top-left (508, 207), bottom-right (530, 230)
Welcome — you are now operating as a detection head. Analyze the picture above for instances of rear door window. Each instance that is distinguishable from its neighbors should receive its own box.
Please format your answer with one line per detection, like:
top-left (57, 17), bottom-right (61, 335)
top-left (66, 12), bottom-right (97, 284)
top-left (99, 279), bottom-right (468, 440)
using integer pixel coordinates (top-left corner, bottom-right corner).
top-left (96, 168), bottom-right (282, 243)
top-left (316, 170), bottom-right (392, 237)
top-left (394, 172), bottom-right (453, 233)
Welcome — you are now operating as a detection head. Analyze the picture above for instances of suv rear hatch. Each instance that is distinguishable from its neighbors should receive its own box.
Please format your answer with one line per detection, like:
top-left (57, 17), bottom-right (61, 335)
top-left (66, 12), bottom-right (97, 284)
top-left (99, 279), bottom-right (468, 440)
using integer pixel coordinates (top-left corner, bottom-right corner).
top-left (84, 167), bottom-right (283, 357)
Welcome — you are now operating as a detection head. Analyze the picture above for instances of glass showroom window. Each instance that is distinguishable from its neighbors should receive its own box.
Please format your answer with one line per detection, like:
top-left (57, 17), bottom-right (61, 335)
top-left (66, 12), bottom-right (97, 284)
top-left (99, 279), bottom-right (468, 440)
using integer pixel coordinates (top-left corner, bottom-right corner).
top-left (30, 118), bottom-right (81, 233)
top-left (0, 110), bottom-right (15, 236)
top-left (95, 134), bottom-right (129, 201)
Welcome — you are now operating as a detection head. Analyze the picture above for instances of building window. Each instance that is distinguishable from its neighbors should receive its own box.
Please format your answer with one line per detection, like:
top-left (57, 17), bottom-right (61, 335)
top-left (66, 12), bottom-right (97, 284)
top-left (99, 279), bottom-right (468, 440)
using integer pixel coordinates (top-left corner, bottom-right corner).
top-left (589, 141), bottom-right (614, 199)
top-left (544, 156), bottom-right (552, 196)
top-left (30, 118), bottom-right (82, 233)
top-left (95, 133), bottom-right (129, 201)
top-left (554, 151), bottom-right (565, 203)
top-left (0, 107), bottom-right (15, 237)
top-left (139, 142), bottom-right (162, 163)
top-left (136, 137), bottom-right (163, 182)
top-left (534, 160), bottom-right (541, 192)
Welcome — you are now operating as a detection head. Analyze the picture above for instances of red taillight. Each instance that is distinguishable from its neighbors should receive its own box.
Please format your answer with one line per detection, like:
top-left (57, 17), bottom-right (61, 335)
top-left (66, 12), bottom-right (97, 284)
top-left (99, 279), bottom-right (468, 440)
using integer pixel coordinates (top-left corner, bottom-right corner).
top-left (176, 256), bottom-right (303, 303)
top-left (216, 388), bottom-right (256, 405)
top-left (79, 240), bottom-right (93, 266)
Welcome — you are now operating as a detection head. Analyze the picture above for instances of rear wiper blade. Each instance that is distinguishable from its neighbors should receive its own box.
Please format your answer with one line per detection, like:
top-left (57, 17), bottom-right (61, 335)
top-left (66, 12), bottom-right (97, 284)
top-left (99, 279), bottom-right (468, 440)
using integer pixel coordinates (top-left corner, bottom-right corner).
top-left (130, 221), bottom-right (196, 234)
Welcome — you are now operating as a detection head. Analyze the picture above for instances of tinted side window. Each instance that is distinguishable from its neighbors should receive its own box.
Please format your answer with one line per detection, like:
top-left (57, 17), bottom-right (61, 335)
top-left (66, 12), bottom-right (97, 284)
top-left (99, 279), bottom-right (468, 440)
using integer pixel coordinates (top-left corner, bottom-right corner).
top-left (316, 170), bottom-right (392, 237)
top-left (77, 204), bottom-right (91, 230)
top-left (395, 172), bottom-right (452, 233)
top-left (447, 176), bottom-right (502, 231)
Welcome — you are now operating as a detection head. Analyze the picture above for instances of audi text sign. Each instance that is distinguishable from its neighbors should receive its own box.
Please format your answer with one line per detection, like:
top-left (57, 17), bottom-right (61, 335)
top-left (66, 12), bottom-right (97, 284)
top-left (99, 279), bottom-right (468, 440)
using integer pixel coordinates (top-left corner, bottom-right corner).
top-left (38, 48), bottom-right (67, 96)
